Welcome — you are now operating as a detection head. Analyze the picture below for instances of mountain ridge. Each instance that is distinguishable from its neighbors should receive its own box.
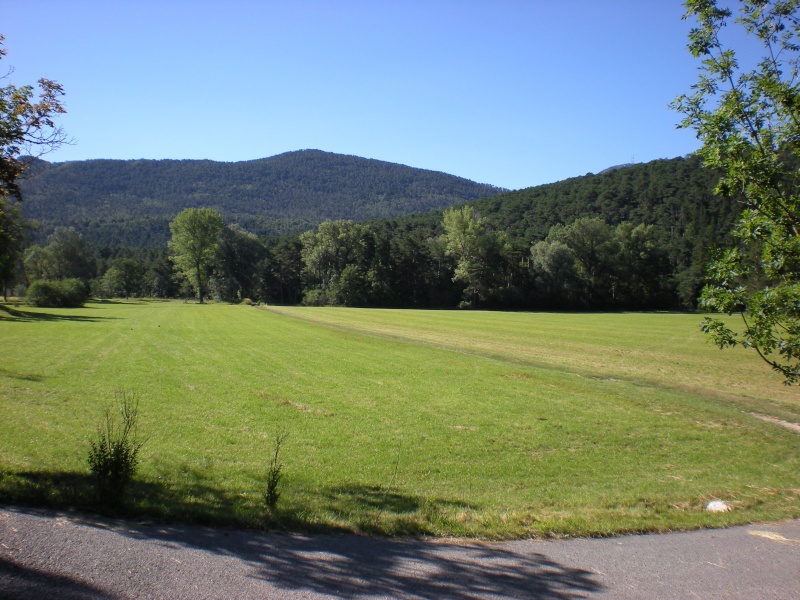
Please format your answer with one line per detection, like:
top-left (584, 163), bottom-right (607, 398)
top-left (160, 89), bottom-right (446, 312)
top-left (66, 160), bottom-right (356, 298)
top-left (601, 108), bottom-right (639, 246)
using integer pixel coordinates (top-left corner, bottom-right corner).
top-left (18, 149), bottom-right (506, 245)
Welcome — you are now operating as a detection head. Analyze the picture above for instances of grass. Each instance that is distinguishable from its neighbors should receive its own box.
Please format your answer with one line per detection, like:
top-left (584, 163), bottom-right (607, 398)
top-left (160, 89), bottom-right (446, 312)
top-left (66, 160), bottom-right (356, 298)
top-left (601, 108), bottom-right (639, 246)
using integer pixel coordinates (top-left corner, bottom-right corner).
top-left (0, 300), bottom-right (798, 538)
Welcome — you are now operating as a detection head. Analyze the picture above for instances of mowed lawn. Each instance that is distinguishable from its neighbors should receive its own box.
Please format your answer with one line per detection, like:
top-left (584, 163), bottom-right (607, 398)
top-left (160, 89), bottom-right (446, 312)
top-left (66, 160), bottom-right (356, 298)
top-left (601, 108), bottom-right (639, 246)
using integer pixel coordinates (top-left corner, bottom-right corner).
top-left (1, 300), bottom-right (798, 538)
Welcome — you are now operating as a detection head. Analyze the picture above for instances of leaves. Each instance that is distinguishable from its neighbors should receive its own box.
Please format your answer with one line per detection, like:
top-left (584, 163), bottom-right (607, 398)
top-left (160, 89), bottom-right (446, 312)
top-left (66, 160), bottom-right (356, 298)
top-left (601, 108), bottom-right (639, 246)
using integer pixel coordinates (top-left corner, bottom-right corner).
top-left (676, 0), bottom-right (800, 384)
top-left (168, 208), bottom-right (224, 302)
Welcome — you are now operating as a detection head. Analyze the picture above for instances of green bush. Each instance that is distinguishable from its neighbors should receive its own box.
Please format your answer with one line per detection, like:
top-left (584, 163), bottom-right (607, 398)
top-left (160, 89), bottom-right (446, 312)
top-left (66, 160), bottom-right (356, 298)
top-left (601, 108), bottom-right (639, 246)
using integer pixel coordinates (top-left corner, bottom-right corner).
top-left (26, 279), bottom-right (88, 308)
top-left (301, 288), bottom-right (332, 306)
top-left (87, 392), bottom-right (145, 506)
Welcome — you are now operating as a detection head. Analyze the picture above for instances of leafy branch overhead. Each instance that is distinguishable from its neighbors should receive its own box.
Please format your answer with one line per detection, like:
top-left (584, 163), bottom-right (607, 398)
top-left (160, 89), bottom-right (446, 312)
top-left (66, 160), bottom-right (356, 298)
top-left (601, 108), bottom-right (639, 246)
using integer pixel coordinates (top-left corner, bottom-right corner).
top-left (0, 34), bottom-right (69, 201)
top-left (672, 0), bottom-right (800, 383)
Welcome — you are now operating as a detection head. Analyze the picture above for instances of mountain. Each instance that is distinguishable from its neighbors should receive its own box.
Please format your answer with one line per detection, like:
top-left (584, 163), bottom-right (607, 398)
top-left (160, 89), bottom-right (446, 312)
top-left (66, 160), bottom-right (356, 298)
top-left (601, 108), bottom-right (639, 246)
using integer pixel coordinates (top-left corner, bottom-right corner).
top-left (467, 154), bottom-right (736, 242)
top-left (17, 150), bottom-right (505, 246)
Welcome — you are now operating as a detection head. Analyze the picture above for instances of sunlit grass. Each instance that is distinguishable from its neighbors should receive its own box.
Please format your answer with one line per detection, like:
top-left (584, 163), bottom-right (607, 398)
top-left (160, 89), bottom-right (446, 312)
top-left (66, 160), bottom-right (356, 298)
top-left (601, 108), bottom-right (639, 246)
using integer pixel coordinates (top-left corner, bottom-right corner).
top-left (265, 306), bottom-right (800, 414)
top-left (0, 300), bottom-right (798, 538)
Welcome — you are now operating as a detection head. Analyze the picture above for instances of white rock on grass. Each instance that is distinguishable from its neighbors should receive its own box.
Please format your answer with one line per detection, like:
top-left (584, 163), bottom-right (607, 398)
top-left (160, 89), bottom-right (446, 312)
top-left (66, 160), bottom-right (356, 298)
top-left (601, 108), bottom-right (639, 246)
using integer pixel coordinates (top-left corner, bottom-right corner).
top-left (705, 500), bottom-right (731, 512)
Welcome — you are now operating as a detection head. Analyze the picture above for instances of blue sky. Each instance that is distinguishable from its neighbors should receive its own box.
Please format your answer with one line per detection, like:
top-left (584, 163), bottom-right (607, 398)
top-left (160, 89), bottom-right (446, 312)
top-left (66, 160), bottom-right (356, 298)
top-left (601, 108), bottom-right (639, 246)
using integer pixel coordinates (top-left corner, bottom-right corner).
top-left (4, 1), bottom-right (704, 190)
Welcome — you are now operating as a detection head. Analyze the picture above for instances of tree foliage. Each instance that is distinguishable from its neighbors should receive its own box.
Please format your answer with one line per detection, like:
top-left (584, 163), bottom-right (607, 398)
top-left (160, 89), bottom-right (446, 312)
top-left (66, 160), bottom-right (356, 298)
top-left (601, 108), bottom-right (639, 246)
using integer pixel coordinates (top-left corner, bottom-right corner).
top-left (103, 258), bottom-right (145, 299)
top-left (23, 227), bottom-right (97, 285)
top-left (441, 206), bottom-right (511, 308)
top-left (0, 34), bottom-right (68, 201)
top-left (212, 224), bottom-right (266, 302)
top-left (168, 208), bottom-right (224, 303)
top-left (672, 0), bottom-right (800, 383)
top-left (0, 34), bottom-right (67, 298)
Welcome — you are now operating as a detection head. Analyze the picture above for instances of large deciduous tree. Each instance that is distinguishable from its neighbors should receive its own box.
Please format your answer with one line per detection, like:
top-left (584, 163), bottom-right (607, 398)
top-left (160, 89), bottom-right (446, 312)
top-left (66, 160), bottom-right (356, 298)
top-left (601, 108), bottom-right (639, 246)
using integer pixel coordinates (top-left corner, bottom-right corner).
top-left (672, 0), bottom-right (800, 384)
top-left (441, 206), bottom-right (511, 308)
top-left (168, 208), bottom-right (224, 303)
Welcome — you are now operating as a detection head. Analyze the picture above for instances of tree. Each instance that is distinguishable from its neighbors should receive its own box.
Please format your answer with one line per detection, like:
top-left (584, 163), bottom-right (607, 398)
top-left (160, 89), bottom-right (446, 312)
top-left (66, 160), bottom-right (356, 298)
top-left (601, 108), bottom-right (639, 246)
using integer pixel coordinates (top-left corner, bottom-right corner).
top-left (103, 258), bottom-right (144, 299)
top-left (299, 220), bottom-right (373, 305)
top-left (1, 34), bottom-right (68, 200)
top-left (45, 226), bottom-right (96, 282)
top-left (673, 0), bottom-right (800, 384)
top-left (546, 218), bottom-right (618, 307)
top-left (261, 238), bottom-right (303, 305)
top-left (1, 34), bottom-right (68, 298)
top-left (440, 206), bottom-right (511, 308)
top-left (23, 227), bottom-right (96, 286)
top-left (168, 208), bottom-right (224, 303)
top-left (530, 239), bottom-right (581, 308)
top-left (22, 244), bottom-right (53, 282)
top-left (212, 224), bottom-right (266, 301)
top-left (0, 197), bottom-right (23, 299)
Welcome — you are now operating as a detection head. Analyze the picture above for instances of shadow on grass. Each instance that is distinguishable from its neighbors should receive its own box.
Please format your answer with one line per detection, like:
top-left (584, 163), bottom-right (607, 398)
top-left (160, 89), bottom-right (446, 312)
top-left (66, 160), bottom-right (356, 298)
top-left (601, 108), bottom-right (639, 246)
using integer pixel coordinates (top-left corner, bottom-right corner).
top-left (325, 484), bottom-right (433, 514)
top-left (90, 299), bottom-right (140, 305)
top-left (0, 367), bottom-right (45, 382)
top-left (0, 304), bottom-right (115, 323)
top-left (0, 468), bottom-right (603, 600)
top-left (0, 470), bottom-right (462, 534)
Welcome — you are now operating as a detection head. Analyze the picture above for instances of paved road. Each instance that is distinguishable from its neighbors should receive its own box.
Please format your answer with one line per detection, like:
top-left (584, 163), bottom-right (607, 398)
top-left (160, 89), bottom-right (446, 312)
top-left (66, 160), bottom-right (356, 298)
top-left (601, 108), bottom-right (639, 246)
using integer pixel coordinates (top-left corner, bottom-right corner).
top-left (1, 507), bottom-right (798, 599)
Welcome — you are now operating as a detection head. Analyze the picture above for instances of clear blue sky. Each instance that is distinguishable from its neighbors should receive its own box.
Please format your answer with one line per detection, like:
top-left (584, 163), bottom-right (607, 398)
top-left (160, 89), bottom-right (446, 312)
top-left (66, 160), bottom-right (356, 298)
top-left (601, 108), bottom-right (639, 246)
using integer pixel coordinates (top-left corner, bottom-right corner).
top-left (4, 0), bottom-right (704, 190)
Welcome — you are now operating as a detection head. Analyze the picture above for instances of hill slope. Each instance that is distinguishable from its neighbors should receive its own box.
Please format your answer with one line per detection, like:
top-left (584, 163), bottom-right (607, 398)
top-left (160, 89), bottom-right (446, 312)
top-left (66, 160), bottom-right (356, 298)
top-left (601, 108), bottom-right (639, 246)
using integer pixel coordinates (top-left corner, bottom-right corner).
top-left (468, 155), bottom-right (737, 242)
top-left (18, 149), bottom-right (504, 246)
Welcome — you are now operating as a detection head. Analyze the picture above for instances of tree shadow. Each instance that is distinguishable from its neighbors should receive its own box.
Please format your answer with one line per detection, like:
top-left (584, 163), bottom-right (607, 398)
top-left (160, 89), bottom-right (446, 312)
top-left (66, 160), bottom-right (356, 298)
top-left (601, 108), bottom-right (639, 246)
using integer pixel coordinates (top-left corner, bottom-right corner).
top-left (0, 367), bottom-right (45, 382)
top-left (93, 517), bottom-right (602, 599)
top-left (0, 304), bottom-right (116, 323)
top-left (0, 556), bottom-right (113, 600)
top-left (1, 470), bottom-right (603, 598)
top-left (324, 484), bottom-right (447, 514)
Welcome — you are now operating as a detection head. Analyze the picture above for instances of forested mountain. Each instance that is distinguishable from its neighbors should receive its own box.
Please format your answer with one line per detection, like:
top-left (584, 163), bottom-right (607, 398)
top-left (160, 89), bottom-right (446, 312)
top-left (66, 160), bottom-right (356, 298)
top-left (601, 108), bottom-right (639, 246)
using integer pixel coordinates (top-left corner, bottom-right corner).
top-left (17, 150), bottom-right (504, 246)
top-left (469, 155), bottom-right (734, 241)
top-left (373, 155), bottom-right (737, 264)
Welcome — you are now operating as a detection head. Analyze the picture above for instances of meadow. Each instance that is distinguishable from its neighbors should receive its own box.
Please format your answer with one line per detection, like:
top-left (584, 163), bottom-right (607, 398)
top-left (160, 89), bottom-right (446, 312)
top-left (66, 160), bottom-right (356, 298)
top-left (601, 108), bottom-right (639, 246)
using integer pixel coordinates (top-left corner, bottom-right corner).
top-left (1, 300), bottom-right (798, 538)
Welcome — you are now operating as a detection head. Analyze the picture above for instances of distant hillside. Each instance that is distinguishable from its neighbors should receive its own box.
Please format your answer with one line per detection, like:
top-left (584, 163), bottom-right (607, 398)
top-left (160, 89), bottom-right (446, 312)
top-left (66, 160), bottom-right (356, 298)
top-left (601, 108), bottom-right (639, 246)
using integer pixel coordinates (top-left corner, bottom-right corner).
top-left (376, 155), bottom-right (737, 246)
top-left (17, 150), bottom-right (505, 246)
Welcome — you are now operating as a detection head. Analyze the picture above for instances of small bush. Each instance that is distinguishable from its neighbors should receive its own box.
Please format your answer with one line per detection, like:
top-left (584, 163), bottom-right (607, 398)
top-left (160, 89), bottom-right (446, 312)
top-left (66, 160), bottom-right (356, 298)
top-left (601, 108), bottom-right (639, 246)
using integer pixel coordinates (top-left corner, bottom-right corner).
top-left (302, 289), bottom-right (331, 306)
top-left (87, 392), bottom-right (145, 506)
top-left (27, 279), bottom-right (88, 308)
top-left (264, 430), bottom-right (288, 512)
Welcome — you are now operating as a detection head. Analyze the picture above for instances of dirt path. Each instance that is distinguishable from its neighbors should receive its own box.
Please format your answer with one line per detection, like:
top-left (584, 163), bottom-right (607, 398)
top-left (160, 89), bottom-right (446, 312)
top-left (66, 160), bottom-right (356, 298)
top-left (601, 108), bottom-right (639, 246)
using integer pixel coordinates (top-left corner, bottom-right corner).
top-left (1, 507), bottom-right (798, 599)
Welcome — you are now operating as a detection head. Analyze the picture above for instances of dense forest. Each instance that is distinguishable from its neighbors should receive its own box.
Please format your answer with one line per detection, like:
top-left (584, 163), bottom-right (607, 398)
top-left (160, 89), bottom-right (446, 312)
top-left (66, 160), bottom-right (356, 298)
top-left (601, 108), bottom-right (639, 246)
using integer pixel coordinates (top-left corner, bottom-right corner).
top-left (7, 152), bottom-right (743, 312)
top-left (17, 150), bottom-right (504, 245)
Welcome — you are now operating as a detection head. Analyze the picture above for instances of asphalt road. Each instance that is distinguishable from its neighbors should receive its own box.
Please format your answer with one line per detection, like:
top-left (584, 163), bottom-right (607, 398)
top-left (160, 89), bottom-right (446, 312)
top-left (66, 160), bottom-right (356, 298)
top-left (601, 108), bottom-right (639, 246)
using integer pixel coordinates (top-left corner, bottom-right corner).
top-left (1, 507), bottom-right (798, 599)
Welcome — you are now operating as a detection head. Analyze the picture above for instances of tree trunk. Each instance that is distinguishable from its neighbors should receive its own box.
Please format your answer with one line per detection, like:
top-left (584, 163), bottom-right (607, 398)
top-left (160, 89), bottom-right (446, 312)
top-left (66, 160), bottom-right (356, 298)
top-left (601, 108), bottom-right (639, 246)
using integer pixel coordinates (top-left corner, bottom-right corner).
top-left (196, 264), bottom-right (203, 304)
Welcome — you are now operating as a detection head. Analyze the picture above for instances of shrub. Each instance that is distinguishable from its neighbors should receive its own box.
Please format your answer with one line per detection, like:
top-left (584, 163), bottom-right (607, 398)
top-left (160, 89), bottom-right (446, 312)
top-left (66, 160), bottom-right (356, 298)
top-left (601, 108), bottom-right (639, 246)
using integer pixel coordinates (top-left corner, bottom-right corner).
top-left (26, 278), bottom-right (88, 308)
top-left (264, 430), bottom-right (288, 513)
top-left (301, 288), bottom-right (331, 306)
top-left (87, 392), bottom-right (145, 506)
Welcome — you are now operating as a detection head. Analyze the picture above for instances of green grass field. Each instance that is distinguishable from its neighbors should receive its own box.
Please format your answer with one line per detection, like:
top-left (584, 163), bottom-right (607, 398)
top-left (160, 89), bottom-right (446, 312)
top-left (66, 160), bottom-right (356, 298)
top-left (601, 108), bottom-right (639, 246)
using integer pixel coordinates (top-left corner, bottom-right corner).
top-left (1, 300), bottom-right (798, 538)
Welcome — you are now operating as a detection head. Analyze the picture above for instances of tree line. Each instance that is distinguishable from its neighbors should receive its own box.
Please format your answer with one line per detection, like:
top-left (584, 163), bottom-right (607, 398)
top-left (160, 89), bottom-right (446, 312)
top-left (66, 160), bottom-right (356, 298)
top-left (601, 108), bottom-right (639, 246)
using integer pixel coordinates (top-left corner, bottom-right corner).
top-left (6, 199), bottom-right (728, 312)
